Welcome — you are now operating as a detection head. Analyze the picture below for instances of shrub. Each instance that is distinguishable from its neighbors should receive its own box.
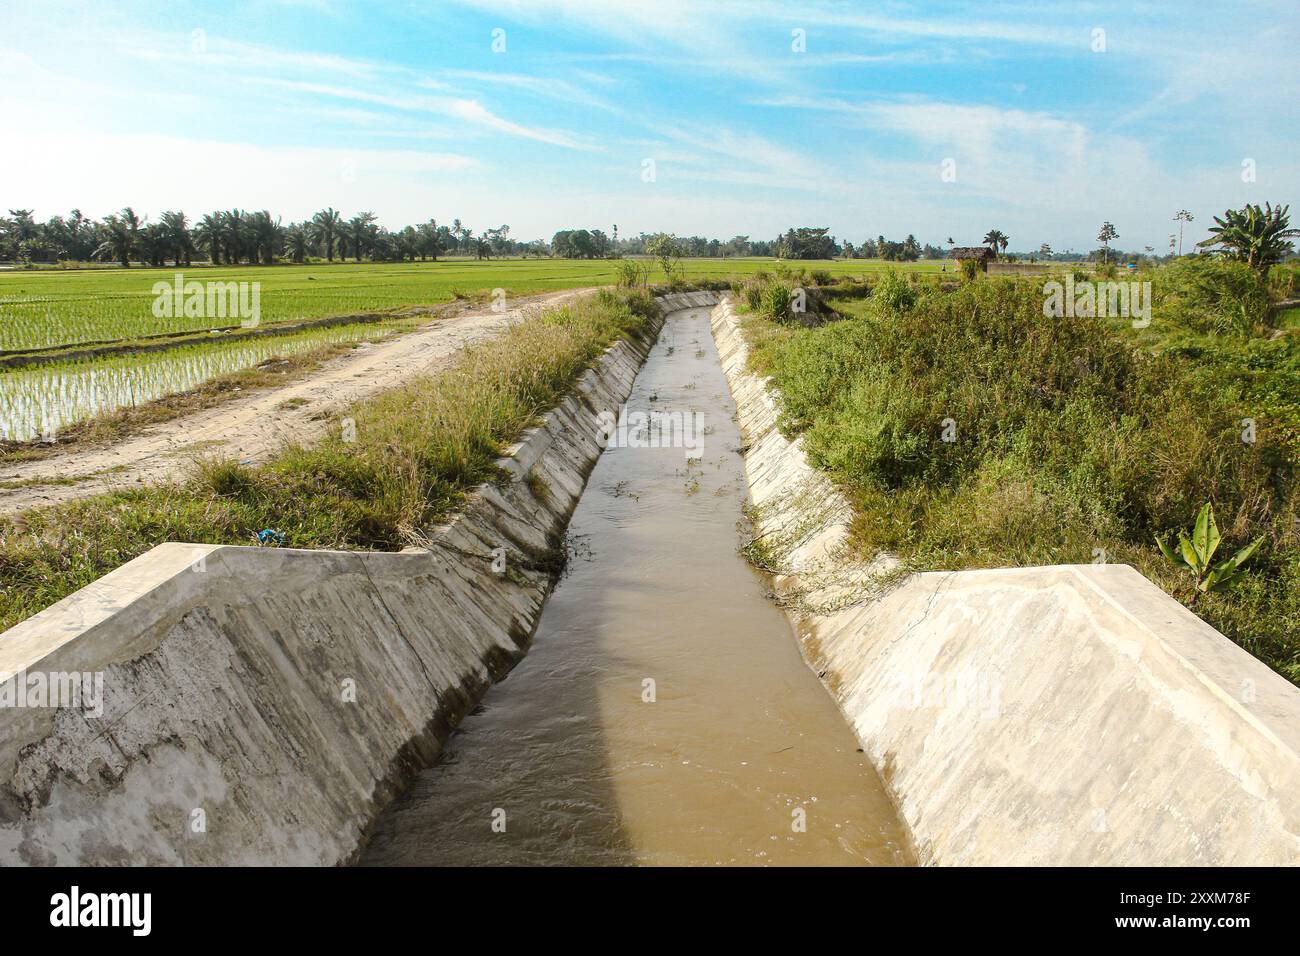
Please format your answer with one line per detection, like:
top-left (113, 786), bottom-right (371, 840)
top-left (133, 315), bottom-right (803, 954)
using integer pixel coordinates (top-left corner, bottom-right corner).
top-left (1269, 260), bottom-right (1300, 300)
top-left (759, 279), bottom-right (796, 323)
top-left (1153, 256), bottom-right (1271, 334)
top-left (870, 269), bottom-right (917, 315)
top-left (616, 259), bottom-right (646, 288)
top-left (747, 276), bottom-right (1298, 680)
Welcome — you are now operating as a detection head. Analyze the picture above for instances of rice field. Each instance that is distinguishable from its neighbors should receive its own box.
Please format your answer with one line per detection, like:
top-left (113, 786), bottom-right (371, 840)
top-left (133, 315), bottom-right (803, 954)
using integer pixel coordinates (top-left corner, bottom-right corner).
top-left (0, 257), bottom-right (946, 442)
top-left (0, 318), bottom-right (409, 441)
top-left (0, 258), bottom-right (944, 353)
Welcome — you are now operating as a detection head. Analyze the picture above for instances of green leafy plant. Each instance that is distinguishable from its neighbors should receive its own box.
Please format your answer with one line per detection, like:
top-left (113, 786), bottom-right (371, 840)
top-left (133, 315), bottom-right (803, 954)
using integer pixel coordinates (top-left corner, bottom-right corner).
top-left (1155, 502), bottom-right (1265, 602)
top-left (1197, 202), bottom-right (1299, 279)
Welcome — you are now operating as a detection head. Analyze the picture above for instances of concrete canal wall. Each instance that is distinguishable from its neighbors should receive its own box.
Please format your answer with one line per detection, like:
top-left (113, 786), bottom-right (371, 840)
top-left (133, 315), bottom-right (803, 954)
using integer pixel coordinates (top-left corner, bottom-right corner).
top-left (712, 295), bottom-right (1300, 866)
top-left (0, 307), bottom-right (666, 865)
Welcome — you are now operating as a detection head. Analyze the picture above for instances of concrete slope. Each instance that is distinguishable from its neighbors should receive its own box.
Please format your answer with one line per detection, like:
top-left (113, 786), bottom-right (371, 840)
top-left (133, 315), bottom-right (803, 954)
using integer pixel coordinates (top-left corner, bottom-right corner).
top-left (712, 295), bottom-right (1300, 866)
top-left (0, 308), bottom-right (662, 865)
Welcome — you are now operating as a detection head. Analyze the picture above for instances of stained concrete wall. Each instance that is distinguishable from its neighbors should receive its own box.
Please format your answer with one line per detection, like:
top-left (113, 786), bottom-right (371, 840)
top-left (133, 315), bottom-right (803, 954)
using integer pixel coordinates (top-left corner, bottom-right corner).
top-left (0, 310), bottom-right (663, 865)
top-left (712, 295), bottom-right (1300, 866)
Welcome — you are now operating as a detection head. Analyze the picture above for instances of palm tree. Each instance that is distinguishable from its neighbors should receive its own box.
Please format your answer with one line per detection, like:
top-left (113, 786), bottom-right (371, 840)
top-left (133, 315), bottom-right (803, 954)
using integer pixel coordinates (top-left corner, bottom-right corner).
top-left (286, 224), bottom-right (310, 263)
top-left (1196, 202), bottom-right (1299, 278)
top-left (348, 211), bottom-right (377, 261)
top-left (246, 210), bottom-right (283, 264)
top-left (982, 229), bottom-right (1009, 258)
top-left (417, 219), bottom-right (443, 261)
top-left (159, 210), bottom-right (192, 266)
top-left (138, 223), bottom-right (168, 267)
top-left (194, 213), bottom-right (223, 264)
top-left (95, 207), bottom-right (141, 267)
top-left (65, 209), bottom-right (93, 260)
top-left (221, 209), bottom-right (248, 264)
top-left (310, 207), bottom-right (342, 262)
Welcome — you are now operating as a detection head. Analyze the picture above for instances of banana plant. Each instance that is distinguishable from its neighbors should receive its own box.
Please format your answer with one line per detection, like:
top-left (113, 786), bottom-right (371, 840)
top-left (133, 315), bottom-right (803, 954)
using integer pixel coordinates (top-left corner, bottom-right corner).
top-left (1155, 503), bottom-right (1265, 603)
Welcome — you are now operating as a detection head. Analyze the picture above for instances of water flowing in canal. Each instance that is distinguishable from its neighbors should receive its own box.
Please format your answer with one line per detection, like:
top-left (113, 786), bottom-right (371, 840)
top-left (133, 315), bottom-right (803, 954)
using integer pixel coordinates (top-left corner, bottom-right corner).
top-left (360, 306), bottom-right (912, 866)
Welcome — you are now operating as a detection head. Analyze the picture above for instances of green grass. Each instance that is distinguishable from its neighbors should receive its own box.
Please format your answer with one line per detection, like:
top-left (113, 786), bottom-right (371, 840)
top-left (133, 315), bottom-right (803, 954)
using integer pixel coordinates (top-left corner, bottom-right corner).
top-left (740, 272), bottom-right (1300, 684)
top-left (0, 288), bottom-right (659, 631)
top-left (0, 257), bottom-right (944, 353)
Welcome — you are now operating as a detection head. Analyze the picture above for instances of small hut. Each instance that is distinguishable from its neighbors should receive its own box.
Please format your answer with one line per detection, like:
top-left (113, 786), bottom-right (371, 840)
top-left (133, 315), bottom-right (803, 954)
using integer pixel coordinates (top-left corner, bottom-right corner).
top-left (949, 246), bottom-right (996, 272)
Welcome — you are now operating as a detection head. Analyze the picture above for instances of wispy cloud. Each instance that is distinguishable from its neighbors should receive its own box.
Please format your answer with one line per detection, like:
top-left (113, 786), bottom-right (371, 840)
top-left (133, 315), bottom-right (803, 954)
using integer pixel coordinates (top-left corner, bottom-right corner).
top-left (433, 70), bottom-right (619, 112)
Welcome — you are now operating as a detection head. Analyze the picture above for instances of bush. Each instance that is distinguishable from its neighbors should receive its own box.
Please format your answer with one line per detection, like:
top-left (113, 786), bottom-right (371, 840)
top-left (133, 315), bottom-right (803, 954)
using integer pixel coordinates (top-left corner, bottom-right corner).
top-left (747, 277), bottom-right (1299, 681)
top-left (1154, 256), bottom-right (1271, 334)
top-left (960, 258), bottom-right (981, 282)
top-left (1269, 260), bottom-right (1300, 300)
top-left (616, 259), bottom-right (647, 288)
top-left (759, 279), bottom-right (796, 323)
top-left (870, 269), bottom-right (917, 315)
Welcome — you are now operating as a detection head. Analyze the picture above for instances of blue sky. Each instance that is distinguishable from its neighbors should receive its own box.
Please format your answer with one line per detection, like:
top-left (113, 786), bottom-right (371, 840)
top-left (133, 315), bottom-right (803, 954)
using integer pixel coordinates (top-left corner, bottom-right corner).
top-left (2, 0), bottom-right (1296, 251)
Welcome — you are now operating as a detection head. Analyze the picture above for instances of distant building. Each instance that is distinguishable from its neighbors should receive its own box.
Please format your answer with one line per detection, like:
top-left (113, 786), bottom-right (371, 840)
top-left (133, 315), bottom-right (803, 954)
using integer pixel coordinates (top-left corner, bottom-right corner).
top-left (949, 246), bottom-right (996, 272)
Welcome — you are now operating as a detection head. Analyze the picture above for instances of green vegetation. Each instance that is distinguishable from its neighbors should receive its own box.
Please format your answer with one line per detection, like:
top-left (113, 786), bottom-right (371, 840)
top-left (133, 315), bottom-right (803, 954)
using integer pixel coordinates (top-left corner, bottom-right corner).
top-left (1156, 503), bottom-right (1264, 602)
top-left (738, 268), bottom-right (1300, 683)
top-left (0, 258), bottom-right (955, 448)
top-left (0, 288), bottom-right (659, 631)
top-left (0, 257), bottom-right (943, 354)
top-left (1197, 202), bottom-right (1299, 277)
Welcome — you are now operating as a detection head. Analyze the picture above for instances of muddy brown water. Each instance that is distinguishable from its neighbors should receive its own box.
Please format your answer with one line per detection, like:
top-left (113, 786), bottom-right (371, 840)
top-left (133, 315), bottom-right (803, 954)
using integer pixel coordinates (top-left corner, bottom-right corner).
top-left (360, 307), bottom-right (913, 866)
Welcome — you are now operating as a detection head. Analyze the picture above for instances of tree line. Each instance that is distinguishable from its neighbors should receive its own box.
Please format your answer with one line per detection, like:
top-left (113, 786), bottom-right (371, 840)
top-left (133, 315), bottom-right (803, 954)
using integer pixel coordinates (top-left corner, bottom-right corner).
top-left (6, 204), bottom-right (1285, 269)
top-left (0, 208), bottom-right (539, 267)
top-left (0, 208), bottom-right (958, 267)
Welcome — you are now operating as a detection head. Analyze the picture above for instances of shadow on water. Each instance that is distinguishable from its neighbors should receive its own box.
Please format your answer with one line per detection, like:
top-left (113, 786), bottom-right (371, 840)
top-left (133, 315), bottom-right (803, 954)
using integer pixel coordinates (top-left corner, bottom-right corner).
top-left (359, 308), bottom-right (913, 867)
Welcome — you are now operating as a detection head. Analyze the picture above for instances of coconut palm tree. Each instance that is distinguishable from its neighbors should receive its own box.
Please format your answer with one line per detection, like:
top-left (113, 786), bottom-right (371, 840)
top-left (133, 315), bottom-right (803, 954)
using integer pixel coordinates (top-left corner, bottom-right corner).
top-left (310, 207), bottom-right (342, 262)
top-left (417, 219), bottom-right (443, 261)
top-left (1196, 202), bottom-right (1299, 278)
top-left (982, 229), bottom-right (1009, 258)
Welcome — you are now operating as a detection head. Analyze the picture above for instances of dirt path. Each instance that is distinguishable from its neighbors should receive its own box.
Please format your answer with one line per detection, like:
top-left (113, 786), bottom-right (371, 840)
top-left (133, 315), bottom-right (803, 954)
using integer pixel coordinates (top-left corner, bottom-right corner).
top-left (0, 288), bottom-right (598, 516)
